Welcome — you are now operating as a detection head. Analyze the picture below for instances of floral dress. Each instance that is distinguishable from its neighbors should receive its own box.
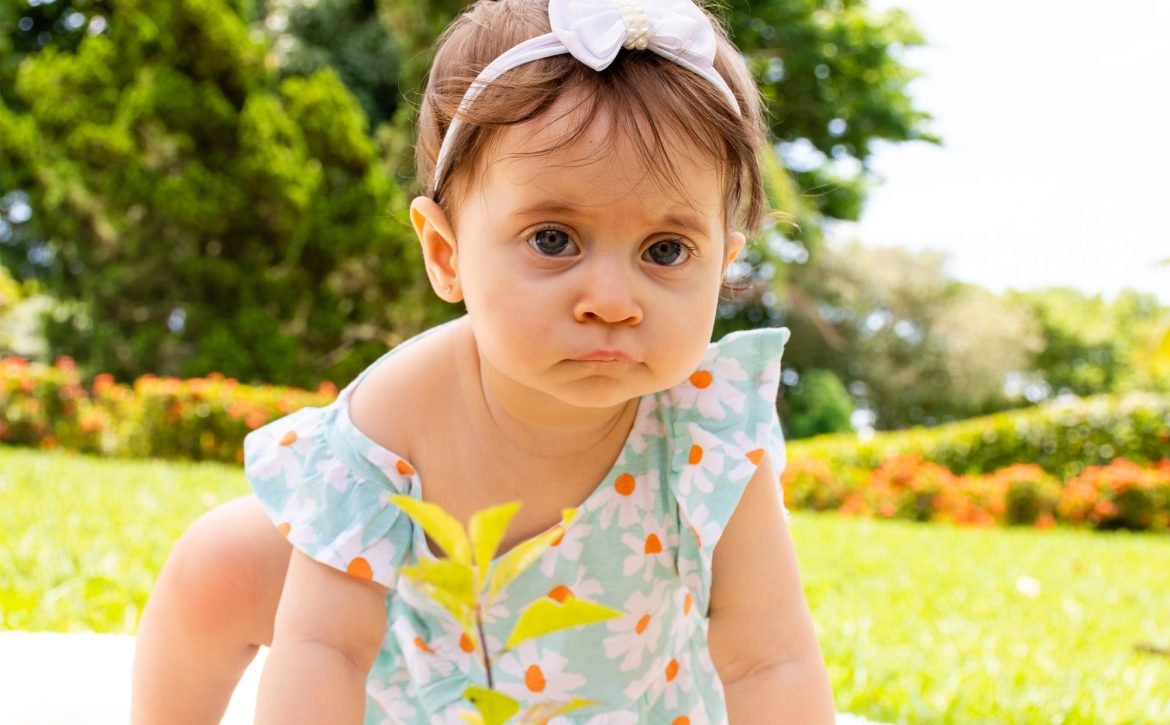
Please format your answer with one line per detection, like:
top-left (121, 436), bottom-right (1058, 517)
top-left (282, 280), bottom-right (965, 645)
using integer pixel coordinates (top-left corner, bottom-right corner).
top-left (245, 322), bottom-right (791, 724)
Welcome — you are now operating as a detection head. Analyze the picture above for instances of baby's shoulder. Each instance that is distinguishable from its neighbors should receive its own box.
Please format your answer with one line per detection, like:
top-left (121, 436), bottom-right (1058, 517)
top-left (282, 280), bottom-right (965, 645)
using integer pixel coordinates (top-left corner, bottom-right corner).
top-left (346, 318), bottom-right (467, 460)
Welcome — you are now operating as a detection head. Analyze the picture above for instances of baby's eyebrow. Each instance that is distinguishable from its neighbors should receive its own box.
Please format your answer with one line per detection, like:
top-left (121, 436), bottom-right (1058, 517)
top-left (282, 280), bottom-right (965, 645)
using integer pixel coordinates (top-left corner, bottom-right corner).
top-left (510, 203), bottom-right (710, 237)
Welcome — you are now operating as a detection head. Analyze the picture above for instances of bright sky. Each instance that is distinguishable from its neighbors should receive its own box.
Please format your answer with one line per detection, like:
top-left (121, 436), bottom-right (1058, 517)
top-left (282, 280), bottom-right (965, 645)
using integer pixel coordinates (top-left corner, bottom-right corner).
top-left (827, 0), bottom-right (1170, 303)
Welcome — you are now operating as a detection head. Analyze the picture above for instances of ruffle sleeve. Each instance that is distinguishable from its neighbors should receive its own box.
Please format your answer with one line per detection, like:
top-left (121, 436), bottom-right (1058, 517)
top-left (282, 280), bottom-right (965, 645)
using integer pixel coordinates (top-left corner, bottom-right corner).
top-left (664, 326), bottom-right (790, 618)
top-left (243, 399), bottom-right (417, 590)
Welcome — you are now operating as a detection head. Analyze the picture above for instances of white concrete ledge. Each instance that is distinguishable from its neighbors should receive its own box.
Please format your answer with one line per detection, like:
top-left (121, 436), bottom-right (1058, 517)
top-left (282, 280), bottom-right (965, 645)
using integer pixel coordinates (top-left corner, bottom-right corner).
top-left (0, 632), bottom-right (884, 724)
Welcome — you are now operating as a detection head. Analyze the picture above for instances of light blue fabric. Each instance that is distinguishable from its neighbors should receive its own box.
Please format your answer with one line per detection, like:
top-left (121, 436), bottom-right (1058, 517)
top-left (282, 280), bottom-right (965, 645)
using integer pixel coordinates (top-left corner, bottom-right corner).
top-left (245, 324), bottom-right (791, 724)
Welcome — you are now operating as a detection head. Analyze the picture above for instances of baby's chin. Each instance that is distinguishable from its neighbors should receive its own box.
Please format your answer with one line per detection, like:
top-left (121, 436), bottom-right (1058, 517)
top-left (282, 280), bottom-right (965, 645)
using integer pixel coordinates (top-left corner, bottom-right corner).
top-left (549, 370), bottom-right (691, 410)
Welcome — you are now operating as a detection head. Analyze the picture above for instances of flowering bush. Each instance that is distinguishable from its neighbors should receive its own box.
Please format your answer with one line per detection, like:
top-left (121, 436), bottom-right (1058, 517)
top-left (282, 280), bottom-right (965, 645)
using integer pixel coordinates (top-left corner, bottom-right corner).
top-left (1057, 459), bottom-right (1170, 530)
top-left (1, 356), bottom-right (335, 463)
top-left (788, 450), bottom-right (1167, 532)
top-left (838, 455), bottom-right (961, 522)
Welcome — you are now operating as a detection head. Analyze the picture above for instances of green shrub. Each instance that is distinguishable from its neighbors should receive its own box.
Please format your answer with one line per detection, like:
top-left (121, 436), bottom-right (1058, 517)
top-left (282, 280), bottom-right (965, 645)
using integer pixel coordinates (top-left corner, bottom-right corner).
top-left (782, 368), bottom-right (854, 439)
top-left (789, 392), bottom-right (1170, 480)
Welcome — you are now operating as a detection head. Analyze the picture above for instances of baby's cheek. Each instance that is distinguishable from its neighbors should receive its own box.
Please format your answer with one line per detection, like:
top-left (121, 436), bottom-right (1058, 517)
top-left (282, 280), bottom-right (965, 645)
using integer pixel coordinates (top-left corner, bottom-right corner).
top-left (664, 328), bottom-right (713, 384)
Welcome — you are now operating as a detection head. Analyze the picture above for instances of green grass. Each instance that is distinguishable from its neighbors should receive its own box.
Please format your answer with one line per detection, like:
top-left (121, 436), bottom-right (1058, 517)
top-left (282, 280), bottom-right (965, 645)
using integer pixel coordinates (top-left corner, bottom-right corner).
top-left (791, 515), bottom-right (1170, 724)
top-left (0, 445), bottom-right (249, 633)
top-left (2, 445), bottom-right (1168, 723)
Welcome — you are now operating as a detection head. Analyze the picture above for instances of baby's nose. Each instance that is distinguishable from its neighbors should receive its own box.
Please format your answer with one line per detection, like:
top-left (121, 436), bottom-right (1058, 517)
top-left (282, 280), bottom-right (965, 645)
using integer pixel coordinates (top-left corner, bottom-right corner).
top-left (572, 254), bottom-right (643, 325)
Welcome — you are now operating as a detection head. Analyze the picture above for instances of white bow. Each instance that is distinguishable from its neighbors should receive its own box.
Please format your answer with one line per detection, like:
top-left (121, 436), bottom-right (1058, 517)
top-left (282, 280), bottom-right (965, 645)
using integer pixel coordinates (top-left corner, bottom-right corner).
top-left (550, 0), bottom-right (718, 71)
top-left (433, 0), bottom-right (740, 192)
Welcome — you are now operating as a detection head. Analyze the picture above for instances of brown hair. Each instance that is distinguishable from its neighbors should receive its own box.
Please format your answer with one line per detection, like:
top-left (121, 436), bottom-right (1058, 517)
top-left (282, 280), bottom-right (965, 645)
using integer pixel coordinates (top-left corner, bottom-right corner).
top-left (415, 0), bottom-right (768, 234)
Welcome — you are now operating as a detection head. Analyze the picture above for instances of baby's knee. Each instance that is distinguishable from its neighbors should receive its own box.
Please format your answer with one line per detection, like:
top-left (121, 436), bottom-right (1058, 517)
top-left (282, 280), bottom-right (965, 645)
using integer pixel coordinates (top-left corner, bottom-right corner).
top-left (161, 496), bottom-right (290, 638)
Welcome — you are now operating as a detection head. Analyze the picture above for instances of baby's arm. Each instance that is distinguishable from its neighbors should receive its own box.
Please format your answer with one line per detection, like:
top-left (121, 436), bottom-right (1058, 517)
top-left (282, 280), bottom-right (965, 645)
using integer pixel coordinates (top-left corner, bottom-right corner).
top-left (255, 549), bottom-right (389, 724)
top-left (707, 451), bottom-right (835, 724)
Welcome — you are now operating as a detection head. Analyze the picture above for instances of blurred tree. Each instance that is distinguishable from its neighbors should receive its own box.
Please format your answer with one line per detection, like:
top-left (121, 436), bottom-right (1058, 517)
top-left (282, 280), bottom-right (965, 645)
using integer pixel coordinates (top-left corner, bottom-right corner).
top-left (1006, 287), bottom-right (1169, 397)
top-left (2, 0), bottom-right (115, 111)
top-left (258, 0), bottom-right (404, 132)
top-left (728, 0), bottom-right (935, 219)
top-left (715, 0), bottom-right (938, 339)
top-left (781, 240), bottom-right (1043, 429)
top-left (0, 262), bottom-right (19, 318)
top-left (0, 0), bottom-right (443, 387)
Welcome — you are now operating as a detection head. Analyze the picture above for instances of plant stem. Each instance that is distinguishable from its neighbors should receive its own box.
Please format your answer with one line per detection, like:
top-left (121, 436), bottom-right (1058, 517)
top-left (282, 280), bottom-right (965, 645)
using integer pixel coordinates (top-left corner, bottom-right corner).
top-left (477, 613), bottom-right (494, 689)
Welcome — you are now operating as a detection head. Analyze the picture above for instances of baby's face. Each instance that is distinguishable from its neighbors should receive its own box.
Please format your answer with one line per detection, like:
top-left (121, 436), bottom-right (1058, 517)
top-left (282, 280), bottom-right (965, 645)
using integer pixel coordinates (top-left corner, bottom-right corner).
top-left (449, 98), bottom-right (742, 412)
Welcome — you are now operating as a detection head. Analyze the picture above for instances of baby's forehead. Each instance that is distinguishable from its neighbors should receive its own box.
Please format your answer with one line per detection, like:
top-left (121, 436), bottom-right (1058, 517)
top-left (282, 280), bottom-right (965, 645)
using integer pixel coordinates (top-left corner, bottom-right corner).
top-left (475, 98), bottom-right (725, 217)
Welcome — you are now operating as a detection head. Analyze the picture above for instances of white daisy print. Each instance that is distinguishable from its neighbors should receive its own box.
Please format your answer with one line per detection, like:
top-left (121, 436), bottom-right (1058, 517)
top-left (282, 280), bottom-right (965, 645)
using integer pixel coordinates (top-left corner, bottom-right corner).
top-left (268, 490), bottom-right (318, 546)
top-left (620, 513), bottom-right (677, 582)
top-left (669, 355), bottom-right (748, 421)
top-left (626, 395), bottom-right (665, 454)
top-left (572, 710), bottom-right (640, 725)
top-left (428, 609), bottom-right (483, 676)
top-left (640, 649), bottom-right (695, 711)
top-left (676, 425), bottom-right (727, 497)
top-left (620, 655), bottom-right (660, 704)
top-left (597, 469), bottom-right (659, 531)
top-left (247, 419), bottom-right (317, 483)
top-left (667, 699), bottom-right (713, 725)
top-left (676, 552), bottom-right (703, 604)
top-left (391, 616), bottom-right (455, 687)
top-left (667, 585), bottom-right (700, 650)
top-left (480, 584), bottom-right (514, 628)
top-left (315, 455), bottom-right (352, 493)
top-left (681, 502), bottom-right (721, 553)
top-left (540, 521), bottom-right (592, 577)
top-left (549, 564), bottom-right (605, 604)
top-left (496, 641), bottom-right (587, 703)
top-left (326, 524), bottom-right (398, 586)
top-left (363, 445), bottom-right (418, 486)
top-left (728, 423), bottom-right (772, 481)
top-left (756, 358), bottom-right (782, 402)
top-left (695, 640), bottom-right (718, 677)
top-left (603, 581), bottom-right (668, 671)
top-left (368, 668), bottom-right (419, 723)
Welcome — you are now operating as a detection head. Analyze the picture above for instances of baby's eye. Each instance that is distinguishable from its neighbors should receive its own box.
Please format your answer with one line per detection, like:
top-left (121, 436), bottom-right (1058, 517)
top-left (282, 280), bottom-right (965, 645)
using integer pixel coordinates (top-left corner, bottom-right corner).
top-left (529, 228), bottom-right (578, 257)
top-left (643, 239), bottom-right (690, 267)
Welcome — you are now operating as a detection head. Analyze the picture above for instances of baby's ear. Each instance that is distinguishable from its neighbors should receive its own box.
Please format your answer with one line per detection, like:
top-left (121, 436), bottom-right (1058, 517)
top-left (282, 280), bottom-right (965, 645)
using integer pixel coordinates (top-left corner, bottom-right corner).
top-left (722, 231), bottom-right (746, 275)
top-left (410, 197), bottom-right (462, 303)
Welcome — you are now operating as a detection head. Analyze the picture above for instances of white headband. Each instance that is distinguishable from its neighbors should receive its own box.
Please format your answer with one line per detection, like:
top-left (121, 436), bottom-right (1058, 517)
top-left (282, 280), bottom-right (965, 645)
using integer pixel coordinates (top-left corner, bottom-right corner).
top-left (431, 0), bottom-right (741, 194)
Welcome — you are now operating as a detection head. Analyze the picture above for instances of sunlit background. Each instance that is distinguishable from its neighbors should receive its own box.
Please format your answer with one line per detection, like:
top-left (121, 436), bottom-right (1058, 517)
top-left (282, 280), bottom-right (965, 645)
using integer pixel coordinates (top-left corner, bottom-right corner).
top-left (846, 0), bottom-right (1169, 303)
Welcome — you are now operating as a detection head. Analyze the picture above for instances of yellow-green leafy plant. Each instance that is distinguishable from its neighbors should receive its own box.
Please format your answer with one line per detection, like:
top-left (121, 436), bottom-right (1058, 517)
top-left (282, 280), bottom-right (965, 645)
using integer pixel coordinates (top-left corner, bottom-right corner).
top-left (388, 495), bottom-right (625, 725)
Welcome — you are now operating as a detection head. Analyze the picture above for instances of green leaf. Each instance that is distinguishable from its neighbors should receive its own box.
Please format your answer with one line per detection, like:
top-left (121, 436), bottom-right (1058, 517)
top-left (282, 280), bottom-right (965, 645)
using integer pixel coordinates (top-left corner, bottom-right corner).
top-left (517, 697), bottom-right (601, 725)
top-left (462, 685), bottom-right (520, 725)
top-left (504, 596), bottom-right (624, 651)
top-left (398, 559), bottom-right (475, 631)
top-left (468, 501), bottom-right (522, 593)
top-left (489, 508), bottom-right (577, 600)
top-left (389, 494), bottom-right (472, 565)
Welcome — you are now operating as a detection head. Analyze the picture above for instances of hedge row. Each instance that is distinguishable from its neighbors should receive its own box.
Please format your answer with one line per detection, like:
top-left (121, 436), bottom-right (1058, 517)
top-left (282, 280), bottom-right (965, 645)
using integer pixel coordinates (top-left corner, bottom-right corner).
top-left (5, 355), bottom-right (1170, 531)
top-left (782, 455), bottom-right (1170, 531)
top-left (788, 393), bottom-right (1170, 481)
top-left (0, 356), bottom-right (334, 463)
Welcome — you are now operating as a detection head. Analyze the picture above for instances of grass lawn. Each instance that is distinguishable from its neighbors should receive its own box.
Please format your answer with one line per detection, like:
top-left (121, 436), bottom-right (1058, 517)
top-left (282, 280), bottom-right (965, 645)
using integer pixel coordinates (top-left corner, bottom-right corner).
top-left (2, 445), bottom-right (1168, 723)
